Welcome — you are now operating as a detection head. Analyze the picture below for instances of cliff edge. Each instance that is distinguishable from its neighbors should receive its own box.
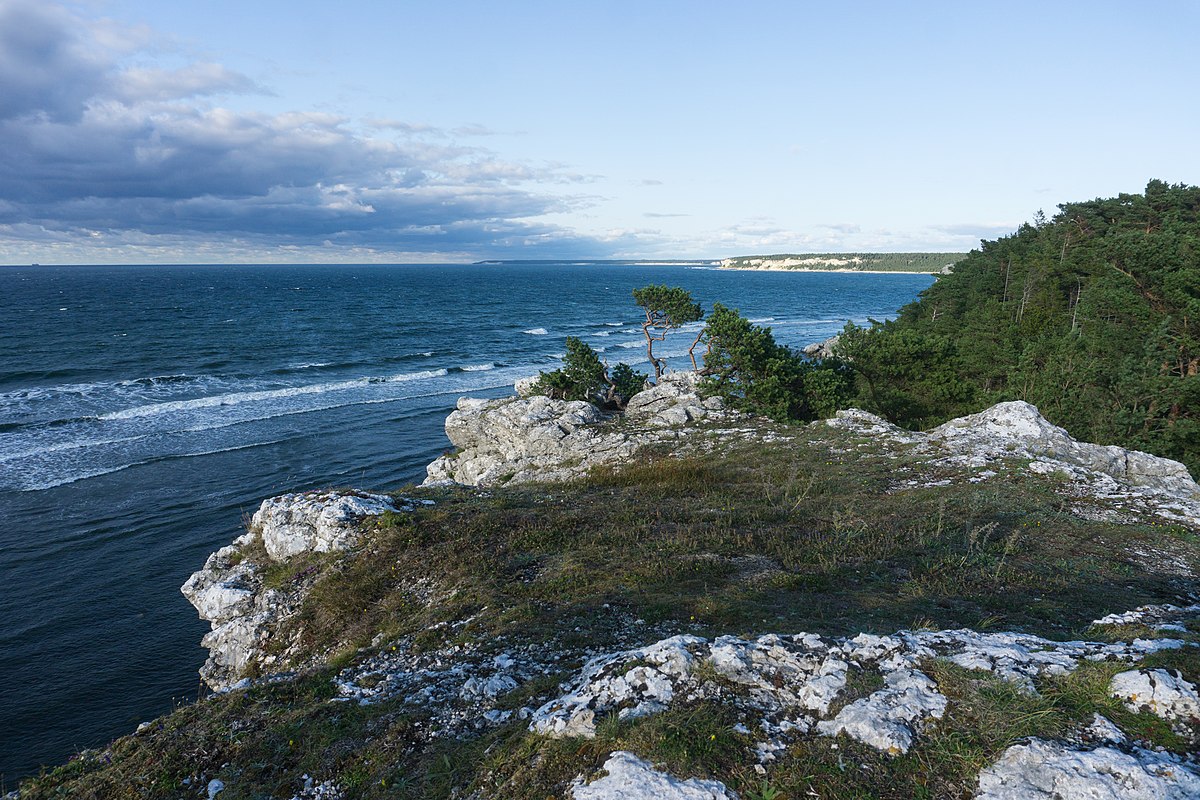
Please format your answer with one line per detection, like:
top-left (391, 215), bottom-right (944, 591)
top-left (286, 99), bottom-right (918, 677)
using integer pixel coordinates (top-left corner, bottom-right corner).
top-left (17, 380), bottom-right (1200, 800)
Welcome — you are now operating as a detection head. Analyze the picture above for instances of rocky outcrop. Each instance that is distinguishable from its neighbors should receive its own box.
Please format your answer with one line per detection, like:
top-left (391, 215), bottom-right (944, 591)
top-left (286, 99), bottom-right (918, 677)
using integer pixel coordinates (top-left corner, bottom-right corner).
top-left (802, 334), bottom-right (840, 359)
top-left (1110, 668), bottom-right (1200, 724)
top-left (253, 491), bottom-right (399, 560)
top-left (182, 490), bottom-right (426, 691)
top-left (423, 372), bottom-right (731, 487)
top-left (927, 402), bottom-right (1198, 497)
top-left (828, 401), bottom-right (1200, 528)
top-left (528, 614), bottom-right (1197, 760)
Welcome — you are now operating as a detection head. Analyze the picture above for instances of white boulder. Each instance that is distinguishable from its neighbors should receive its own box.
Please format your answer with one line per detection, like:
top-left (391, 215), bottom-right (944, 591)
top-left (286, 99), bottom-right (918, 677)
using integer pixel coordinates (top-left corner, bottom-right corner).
top-left (1110, 668), bottom-right (1200, 722)
top-left (253, 491), bottom-right (398, 561)
top-left (571, 751), bottom-right (736, 800)
top-left (975, 739), bottom-right (1200, 799)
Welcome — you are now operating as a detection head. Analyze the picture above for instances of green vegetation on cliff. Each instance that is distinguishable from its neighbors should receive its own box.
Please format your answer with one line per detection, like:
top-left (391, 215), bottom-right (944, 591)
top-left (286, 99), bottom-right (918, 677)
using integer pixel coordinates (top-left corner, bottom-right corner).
top-left (838, 180), bottom-right (1200, 475)
top-left (19, 424), bottom-right (1200, 799)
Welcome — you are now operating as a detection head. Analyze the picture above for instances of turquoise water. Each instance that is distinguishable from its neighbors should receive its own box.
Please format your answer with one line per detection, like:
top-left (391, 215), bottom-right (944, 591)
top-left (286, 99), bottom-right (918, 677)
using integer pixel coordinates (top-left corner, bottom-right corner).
top-left (0, 262), bottom-right (934, 780)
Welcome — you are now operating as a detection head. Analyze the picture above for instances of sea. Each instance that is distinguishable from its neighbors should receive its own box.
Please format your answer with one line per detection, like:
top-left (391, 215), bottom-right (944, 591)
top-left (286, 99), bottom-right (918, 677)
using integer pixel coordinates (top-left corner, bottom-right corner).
top-left (0, 262), bottom-right (935, 782)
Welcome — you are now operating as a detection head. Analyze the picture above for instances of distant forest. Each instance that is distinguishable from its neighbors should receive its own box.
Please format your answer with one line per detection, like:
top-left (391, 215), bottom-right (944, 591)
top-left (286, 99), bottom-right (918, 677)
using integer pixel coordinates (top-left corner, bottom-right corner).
top-left (721, 252), bottom-right (965, 273)
top-left (839, 180), bottom-right (1200, 475)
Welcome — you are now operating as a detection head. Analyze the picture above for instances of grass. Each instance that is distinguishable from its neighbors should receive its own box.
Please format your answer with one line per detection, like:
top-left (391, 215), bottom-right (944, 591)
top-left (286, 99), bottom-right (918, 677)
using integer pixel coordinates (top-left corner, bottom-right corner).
top-left (18, 417), bottom-right (1200, 799)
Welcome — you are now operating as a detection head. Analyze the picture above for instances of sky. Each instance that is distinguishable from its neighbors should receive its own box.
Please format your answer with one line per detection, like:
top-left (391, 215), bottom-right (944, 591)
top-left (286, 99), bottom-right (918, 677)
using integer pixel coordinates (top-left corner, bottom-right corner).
top-left (1, 1), bottom-right (1198, 264)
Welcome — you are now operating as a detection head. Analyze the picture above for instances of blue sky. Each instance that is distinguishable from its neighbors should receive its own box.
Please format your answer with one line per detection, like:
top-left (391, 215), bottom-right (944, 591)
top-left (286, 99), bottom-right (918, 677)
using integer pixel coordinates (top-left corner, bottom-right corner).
top-left (1, 0), bottom-right (1197, 264)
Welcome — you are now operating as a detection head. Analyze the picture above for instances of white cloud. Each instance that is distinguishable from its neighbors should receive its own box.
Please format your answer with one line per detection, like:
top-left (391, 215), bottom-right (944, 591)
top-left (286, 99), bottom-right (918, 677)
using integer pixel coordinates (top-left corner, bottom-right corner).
top-left (0, 0), bottom-right (614, 261)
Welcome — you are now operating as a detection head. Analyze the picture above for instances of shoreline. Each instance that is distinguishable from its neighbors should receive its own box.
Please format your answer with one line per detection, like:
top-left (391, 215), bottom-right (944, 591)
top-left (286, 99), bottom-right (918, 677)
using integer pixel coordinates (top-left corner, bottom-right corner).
top-left (718, 265), bottom-right (942, 275)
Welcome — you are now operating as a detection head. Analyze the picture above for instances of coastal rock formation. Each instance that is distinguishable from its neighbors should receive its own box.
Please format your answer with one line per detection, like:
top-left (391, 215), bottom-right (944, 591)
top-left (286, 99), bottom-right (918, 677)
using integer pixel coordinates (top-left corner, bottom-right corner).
top-left (423, 371), bottom-right (730, 487)
top-left (801, 334), bottom-right (840, 359)
top-left (182, 490), bottom-right (424, 690)
top-left (828, 401), bottom-right (1200, 528)
top-left (253, 491), bottom-right (399, 560)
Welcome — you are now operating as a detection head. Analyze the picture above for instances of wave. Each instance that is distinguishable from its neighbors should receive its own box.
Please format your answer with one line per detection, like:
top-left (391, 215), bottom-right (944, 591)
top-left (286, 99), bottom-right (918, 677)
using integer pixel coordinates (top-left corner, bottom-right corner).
top-left (14, 437), bottom-right (293, 493)
top-left (522, 328), bottom-right (549, 335)
top-left (458, 363), bottom-right (496, 372)
top-left (0, 374), bottom-right (210, 404)
top-left (99, 369), bottom-right (449, 422)
top-left (591, 331), bottom-right (611, 337)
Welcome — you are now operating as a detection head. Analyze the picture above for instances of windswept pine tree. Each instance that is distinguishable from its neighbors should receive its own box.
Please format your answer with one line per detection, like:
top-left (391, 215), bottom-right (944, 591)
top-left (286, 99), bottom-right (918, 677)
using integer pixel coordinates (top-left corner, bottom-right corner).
top-left (839, 180), bottom-right (1200, 475)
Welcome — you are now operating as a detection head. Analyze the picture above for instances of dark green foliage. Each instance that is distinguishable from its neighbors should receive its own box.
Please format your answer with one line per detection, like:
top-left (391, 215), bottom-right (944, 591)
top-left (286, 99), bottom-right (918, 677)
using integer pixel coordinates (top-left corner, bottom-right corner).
top-left (701, 303), bottom-right (852, 421)
top-left (609, 362), bottom-right (648, 405)
top-left (632, 284), bottom-right (704, 378)
top-left (840, 180), bottom-right (1200, 476)
top-left (530, 337), bottom-right (647, 409)
top-left (531, 336), bottom-right (608, 403)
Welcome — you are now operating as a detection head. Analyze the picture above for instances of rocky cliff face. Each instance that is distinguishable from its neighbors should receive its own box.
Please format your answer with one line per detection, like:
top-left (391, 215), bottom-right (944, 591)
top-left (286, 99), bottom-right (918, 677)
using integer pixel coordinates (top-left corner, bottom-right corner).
top-left (423, 371), bottom-right (733, 487)
top-left (182, 491), bottom-right (428, 690)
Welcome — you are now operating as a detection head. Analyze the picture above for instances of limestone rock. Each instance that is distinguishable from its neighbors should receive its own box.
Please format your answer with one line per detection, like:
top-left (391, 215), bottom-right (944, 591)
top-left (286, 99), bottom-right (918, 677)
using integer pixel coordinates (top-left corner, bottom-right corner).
top-left (530, 605), bottom-right (1199, 761)
top-left (927, 401), bottom-right (1198, 498)
top-left (253, 491), bottom-right (398, 561)
top-left (183, 490), bottom-right (423, 690)
top-left (828, 400), bottom-right (1200, 527)
top-left (975, 739), bottom-right (1200, 799)
top-left (815, 667), bottom-right (947, 755)
top-left (571, 751), bottom-right (735, 799)
top-left (1110, 668), bottom-right (1200, 722)
top-left (513, 375), bottom-right (540, 398)
top-left (802, 334), bottom-right (840, 360)
top-left (424, 371), bottom-right (731, 487)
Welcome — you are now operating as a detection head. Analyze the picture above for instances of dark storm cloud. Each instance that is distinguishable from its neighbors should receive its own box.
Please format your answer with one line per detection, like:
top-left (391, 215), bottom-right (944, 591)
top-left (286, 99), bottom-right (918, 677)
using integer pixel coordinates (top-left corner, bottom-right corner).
top-left (0, 1), bottom-right (611, 258)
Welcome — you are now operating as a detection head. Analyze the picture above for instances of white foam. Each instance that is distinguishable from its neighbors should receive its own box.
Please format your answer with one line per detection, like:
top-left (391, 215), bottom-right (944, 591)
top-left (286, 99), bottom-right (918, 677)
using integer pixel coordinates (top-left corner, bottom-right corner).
top-left (461, 364), bottom-right (495, 372)
top-left (523, 328), bottom-right (549, 335)
top-left (99, 370), bottom-right (448, 421)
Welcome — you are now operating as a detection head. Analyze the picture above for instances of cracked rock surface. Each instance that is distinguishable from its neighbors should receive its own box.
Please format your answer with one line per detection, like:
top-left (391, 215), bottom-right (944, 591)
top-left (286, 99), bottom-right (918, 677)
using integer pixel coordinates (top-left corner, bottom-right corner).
top-left (974, 739), bottom-right (1200, 799)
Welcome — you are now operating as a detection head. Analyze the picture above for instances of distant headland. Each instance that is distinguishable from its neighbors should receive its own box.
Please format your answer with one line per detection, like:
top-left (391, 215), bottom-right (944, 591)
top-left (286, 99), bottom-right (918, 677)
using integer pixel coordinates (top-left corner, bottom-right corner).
top-left (719, 252), bottom-right (964, 274)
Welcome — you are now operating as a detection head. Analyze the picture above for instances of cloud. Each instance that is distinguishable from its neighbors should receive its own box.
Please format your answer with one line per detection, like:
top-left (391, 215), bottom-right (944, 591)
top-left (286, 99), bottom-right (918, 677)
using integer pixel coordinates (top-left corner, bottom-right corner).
top-left (0, 1), bottom-right (110, 122)
top-left (932, 222), bottom-right (1018, 239)
top-left (114, 63), bottom-right (264, 103)
top-left (820, 223), bottom-right (861, 234)
top-left (0, 1), bottom-right (612, 261)
top-left (643, 212), bottom-right (690, 218)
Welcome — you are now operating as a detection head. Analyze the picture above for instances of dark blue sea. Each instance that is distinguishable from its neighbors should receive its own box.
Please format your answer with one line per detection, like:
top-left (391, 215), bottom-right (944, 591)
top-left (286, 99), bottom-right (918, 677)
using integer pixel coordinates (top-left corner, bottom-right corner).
top-left (0, 262), bottom-right (934, 782)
